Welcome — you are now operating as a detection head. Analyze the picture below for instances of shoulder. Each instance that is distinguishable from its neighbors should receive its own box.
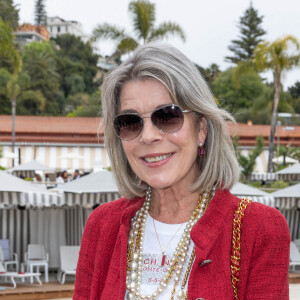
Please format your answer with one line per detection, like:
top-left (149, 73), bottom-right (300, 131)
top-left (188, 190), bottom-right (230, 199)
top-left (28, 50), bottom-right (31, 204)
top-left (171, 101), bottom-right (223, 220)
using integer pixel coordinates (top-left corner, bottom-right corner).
top-left (246, 200), bottom-right (288, 228)
top-left (219, 189), bottom-right (290, 241)
top-left (243, 200), bottom-right (290, 242)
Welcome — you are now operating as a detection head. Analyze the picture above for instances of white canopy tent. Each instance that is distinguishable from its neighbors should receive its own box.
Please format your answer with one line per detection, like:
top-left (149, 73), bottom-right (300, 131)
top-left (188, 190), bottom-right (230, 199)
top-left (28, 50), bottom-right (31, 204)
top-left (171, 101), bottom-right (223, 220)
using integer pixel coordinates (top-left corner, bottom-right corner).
top-left (271, 184), bottom-right (300, 240)
top-left (272, 155), bottom-right (298, 165)
top-left (0, 170), bottom-right (61, 208)
top-left (0, 171), bottom-right (65, 267)
top-left (276, 163), bottom-right (300, 181)
top-left (271, 183), bottom-right (300, 209)
top-left (53, 170), bottom-right (119, 193)
top-left (230, 182), bottom-right (275, 207)
top-left (9, 159), bottom-right (54, 178)
top-left (52, 170), bottom-right (120, 208)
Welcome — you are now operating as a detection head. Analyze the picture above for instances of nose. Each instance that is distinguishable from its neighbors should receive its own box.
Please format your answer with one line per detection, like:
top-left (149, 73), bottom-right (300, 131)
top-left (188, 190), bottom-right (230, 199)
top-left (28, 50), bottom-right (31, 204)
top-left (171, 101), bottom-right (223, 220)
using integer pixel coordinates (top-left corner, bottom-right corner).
top-left (139, 116), bottom-right (162, 144)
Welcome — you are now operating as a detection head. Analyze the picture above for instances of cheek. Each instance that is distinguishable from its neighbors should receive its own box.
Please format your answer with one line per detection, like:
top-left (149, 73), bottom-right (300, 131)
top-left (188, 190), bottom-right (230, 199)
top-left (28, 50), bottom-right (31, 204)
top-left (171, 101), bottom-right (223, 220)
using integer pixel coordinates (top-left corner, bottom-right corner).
top-left (121, 142), bottom-right (137, 166)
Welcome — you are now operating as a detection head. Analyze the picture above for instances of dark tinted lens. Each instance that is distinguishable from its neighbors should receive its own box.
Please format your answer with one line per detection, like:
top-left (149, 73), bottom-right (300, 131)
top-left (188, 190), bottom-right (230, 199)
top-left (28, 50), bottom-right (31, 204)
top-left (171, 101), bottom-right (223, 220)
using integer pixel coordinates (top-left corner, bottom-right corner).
top-left (114, 114), bottom-right (143, 140)
top-left (152, 106), bottom-right (184, 132)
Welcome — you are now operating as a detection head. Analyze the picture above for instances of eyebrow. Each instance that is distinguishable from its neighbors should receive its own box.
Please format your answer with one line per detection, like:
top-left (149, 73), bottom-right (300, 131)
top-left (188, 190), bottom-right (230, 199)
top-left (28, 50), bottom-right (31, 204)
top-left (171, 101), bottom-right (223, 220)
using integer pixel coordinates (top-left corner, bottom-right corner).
top-left (118, 103), bottom-right (174, 115)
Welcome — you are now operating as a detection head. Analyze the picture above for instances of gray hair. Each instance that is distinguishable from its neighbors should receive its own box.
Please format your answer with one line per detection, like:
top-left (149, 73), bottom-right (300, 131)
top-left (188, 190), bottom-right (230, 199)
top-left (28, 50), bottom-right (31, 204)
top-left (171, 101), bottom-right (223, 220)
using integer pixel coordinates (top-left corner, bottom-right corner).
top-left (101, 42), bottom-right (239, 199)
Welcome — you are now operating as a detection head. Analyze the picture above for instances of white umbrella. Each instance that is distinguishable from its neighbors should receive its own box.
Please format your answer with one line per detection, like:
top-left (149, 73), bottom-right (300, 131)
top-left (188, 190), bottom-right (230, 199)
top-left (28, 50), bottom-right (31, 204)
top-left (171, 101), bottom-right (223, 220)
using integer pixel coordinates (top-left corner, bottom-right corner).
top-left (272, 156), bottom-right (298, 164)
top-left (0, 170), bottom-right (48, 193)
top-left (10, 160), bottom-right (54, 172)
top-left (3, 151), bottom-right (18, 159)
top-left (52, 170), bottom-right (118, 194)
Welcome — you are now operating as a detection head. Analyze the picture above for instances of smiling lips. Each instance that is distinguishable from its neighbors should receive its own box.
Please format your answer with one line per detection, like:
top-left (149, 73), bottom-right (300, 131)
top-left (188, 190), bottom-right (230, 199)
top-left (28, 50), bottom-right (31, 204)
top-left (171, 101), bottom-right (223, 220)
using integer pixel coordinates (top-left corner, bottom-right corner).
top-left (142, 153), bottom-right (173, 163)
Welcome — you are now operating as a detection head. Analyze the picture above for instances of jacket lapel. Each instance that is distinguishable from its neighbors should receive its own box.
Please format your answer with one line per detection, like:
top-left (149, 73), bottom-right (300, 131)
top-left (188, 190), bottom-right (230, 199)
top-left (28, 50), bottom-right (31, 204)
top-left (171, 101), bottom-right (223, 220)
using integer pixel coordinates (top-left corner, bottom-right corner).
top-left (190, 189), bottom-right (236, 263)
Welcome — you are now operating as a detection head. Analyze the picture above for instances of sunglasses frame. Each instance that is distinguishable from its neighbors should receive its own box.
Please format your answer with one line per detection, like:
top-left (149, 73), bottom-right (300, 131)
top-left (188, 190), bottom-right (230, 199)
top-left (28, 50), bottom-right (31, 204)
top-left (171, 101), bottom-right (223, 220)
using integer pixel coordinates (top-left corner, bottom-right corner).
top-left (114, 104), bottom-right (192, 141)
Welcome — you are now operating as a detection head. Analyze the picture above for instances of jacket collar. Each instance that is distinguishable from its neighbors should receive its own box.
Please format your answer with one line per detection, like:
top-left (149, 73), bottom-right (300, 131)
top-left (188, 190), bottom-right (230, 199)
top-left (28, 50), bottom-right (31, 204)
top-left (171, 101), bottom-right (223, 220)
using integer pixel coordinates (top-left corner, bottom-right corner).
top-left (120, 197), bottom-right (145, 229)
top-left (190, 188), bottom-right (236, 250)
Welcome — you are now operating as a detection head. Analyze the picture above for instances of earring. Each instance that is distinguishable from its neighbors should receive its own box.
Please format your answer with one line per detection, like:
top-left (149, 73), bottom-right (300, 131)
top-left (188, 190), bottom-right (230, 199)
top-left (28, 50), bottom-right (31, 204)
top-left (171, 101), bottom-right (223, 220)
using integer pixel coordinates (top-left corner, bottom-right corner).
top-left (199, 142), bottom-right (205, 157)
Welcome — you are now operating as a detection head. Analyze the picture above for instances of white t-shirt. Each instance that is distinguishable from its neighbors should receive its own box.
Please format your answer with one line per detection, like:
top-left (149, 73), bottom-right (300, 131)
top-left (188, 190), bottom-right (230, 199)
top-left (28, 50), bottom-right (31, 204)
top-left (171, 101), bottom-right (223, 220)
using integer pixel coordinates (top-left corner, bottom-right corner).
top-left (125, 214), bottom-right (194, 299)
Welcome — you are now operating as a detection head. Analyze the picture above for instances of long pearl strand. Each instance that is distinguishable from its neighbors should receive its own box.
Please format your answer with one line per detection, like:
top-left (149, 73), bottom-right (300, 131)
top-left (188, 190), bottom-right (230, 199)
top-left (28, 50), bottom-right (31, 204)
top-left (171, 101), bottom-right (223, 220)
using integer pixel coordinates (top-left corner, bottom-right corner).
top-left (126, 187), bottom-right (214, 300)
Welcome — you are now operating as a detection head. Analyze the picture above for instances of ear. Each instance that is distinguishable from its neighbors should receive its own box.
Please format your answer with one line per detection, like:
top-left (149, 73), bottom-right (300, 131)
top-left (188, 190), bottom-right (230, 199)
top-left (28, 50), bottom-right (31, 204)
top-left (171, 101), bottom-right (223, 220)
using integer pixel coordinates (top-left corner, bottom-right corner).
top-left (198, 117), bottom-right (207, 145)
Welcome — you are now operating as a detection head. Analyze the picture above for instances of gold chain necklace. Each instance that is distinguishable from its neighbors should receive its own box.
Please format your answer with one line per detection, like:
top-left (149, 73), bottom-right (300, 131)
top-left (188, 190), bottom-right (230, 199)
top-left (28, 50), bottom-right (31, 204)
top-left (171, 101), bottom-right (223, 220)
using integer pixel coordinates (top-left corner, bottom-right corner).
top-left (152, 217), bottom-right (185, 267)
top-left (126, 187), bottom-right (214, 300)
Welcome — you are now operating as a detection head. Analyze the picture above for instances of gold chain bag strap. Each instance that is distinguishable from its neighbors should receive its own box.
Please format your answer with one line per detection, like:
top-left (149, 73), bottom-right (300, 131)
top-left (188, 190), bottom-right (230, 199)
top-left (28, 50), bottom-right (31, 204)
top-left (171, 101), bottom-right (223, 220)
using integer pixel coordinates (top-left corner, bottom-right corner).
top-left (231, 198), bottom-right (252, 300)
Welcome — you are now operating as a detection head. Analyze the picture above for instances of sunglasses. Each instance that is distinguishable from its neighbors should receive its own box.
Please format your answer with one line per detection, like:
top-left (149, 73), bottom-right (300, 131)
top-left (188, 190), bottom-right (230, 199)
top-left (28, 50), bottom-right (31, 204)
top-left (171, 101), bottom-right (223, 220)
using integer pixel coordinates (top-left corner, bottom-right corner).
top-left (114, 104), bottom-right (192, 141)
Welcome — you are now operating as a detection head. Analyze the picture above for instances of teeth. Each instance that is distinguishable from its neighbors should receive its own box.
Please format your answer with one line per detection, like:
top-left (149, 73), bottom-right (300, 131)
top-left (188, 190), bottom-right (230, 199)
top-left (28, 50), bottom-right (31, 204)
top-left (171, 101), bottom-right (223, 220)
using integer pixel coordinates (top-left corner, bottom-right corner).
top-left (144, 153), bottom-right (172, 163)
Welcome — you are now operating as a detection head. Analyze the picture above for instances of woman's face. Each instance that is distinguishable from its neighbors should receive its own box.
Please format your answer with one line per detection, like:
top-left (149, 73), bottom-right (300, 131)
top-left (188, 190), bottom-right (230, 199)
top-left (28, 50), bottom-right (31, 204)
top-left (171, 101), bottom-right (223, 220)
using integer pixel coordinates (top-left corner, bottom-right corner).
top-left (119, 79), bottom-right (207, 191)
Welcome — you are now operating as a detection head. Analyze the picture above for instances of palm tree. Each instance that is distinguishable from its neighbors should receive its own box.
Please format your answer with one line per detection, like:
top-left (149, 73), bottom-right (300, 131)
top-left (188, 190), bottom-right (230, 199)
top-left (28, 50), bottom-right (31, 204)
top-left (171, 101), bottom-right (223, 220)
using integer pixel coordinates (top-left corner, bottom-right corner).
top-left (0, 18), bottom-right (21, 75)
top-left (6, 76), bottom-right (20, 166)
top-left (254, 35), bottom-right (300, 172)
top-left (92, 0), bottom-right (185, 60)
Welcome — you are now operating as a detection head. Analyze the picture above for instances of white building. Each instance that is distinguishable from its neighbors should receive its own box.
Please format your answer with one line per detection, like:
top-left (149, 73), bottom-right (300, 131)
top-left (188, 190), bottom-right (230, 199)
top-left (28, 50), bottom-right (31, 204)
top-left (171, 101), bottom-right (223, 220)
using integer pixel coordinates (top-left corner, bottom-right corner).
top-left (14, 24), bottom-right (50, 49)
top-left (14, 30), bottom-right (45, 48)
top-left (46, 17), bottom-right (87, 41)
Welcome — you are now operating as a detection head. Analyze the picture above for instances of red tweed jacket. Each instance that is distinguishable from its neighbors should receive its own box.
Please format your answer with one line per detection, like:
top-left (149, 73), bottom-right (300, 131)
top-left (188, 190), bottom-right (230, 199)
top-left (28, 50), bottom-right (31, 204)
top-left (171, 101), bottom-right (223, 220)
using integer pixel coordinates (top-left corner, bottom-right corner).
top-left (73, 189), bottom-right (290, 300)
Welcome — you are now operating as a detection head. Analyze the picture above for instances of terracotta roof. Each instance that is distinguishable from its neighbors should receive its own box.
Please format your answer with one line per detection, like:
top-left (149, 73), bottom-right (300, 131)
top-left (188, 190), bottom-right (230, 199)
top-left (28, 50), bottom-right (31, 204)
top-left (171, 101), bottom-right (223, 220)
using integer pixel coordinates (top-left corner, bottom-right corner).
top-left (0, 115), bottom-right (102, 144)
top-left (230, 123), bottom-right (300, 146)
top-left (1, 115), bottom-right (300, 146)
top-left (16, 23), bottom-right (50, 41)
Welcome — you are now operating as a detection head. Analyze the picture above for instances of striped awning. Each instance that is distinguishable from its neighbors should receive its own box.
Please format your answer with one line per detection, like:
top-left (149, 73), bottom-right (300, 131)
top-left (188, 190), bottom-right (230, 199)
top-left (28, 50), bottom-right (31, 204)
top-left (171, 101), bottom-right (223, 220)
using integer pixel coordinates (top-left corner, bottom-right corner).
top-left (280, 208), bottom-right (300, 240)
top-left (250, 172), bottom-right (278, 181)
top-left (64, 192), bottom-right (120, 208)
top-left (0, 192), bottom-right (24, 208)
top-left (0, 191), bottom-right (63, 208)
top-left (277, 173), bottom-right (300, 181)
top-left (0, 190), bottom-right (120, 208)
top-left (0, 144), bottom-right (110, 172)
top-left (274, 197), bottom-right (300, 209)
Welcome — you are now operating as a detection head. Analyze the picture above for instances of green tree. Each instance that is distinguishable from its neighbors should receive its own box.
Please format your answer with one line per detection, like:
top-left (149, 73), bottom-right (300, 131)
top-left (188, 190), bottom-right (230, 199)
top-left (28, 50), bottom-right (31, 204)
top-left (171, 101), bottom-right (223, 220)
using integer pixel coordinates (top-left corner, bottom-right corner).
top-left (0, 68), bottom-right (51, 116)
top-left (254, 35), bottom-right (300, 172)
top-left (212, 67), bottom-right (264, 114)
top-left (0, 0), bottom-right (19, 30)
top-left (0, 68), bottom-right (12, 114)
top-left (196, 63), bottom-right (221, 86)
top-left (288, 81), bottom-right (300, 99)
top-left (234, 135), bottom-right (265, 180)
top-left (0, 18), bottom-right (21, 74)
top-left (53, 34), bottom-right (99, 96)
top-left (92, 0), bottom-right (185, 59)
top-left (66, 91), bottom-right (101, 117)
top-left (65, 74), bottom-right (86, 96)
top-left (22, 41), bottom-right (61, 115)
top-left (226, 3), bottom-right (266, 64)
top-left (17, 90), bottom-right (46, 115)
top-left (277, 145), bottom-right (300, 162)
top-left (288, 82), bottom-right (300, 114)
top-left (35, 0), bottom-right (47, 27)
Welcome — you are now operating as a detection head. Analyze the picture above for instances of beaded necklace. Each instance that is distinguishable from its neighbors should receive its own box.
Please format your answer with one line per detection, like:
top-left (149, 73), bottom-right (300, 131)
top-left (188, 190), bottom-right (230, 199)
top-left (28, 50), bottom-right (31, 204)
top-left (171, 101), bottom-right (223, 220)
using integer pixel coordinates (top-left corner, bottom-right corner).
top-left (126, 187), bottom-right (214, 300)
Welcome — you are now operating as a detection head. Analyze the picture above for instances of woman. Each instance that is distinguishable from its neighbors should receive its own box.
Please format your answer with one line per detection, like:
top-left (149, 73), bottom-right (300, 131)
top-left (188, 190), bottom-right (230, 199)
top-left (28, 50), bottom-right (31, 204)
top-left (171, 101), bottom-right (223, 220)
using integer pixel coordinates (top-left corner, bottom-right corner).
top-left (74, 43), bottom-right (290, 299)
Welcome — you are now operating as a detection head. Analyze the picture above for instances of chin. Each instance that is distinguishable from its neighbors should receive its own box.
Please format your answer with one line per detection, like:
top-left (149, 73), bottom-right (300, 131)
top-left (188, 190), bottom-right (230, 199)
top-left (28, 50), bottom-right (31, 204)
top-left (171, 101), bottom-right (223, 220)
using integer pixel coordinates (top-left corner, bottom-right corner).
top-left (143, 176), bottom-right (174, 190)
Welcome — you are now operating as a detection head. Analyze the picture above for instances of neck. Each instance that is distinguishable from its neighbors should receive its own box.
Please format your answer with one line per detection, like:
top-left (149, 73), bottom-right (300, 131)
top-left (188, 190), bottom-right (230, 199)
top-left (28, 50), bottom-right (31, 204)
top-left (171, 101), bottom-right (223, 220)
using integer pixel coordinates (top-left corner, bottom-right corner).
top-left (148, 187), bottom-right (200, 224)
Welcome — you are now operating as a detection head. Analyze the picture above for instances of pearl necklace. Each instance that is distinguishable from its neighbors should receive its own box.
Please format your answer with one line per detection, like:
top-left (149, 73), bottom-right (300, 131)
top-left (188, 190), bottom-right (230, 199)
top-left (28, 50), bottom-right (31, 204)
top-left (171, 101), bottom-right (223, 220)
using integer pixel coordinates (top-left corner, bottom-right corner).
top-left (126, 187), bottom-right (214, 300)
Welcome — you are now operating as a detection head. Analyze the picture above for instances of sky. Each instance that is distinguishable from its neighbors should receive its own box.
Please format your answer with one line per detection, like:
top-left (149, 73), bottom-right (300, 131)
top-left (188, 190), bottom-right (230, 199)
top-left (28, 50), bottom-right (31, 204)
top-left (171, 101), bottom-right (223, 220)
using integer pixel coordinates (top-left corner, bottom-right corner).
top-left (14, 0), bottom-right (300, 90)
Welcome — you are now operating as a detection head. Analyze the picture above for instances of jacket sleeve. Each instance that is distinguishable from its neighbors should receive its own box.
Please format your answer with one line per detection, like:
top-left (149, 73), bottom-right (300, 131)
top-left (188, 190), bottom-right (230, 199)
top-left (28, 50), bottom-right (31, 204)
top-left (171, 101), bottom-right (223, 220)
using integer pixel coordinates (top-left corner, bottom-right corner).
top-left (73, 206), bottom-right (105, 299)
top-left (243, 205), bottom-right (290, 299)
